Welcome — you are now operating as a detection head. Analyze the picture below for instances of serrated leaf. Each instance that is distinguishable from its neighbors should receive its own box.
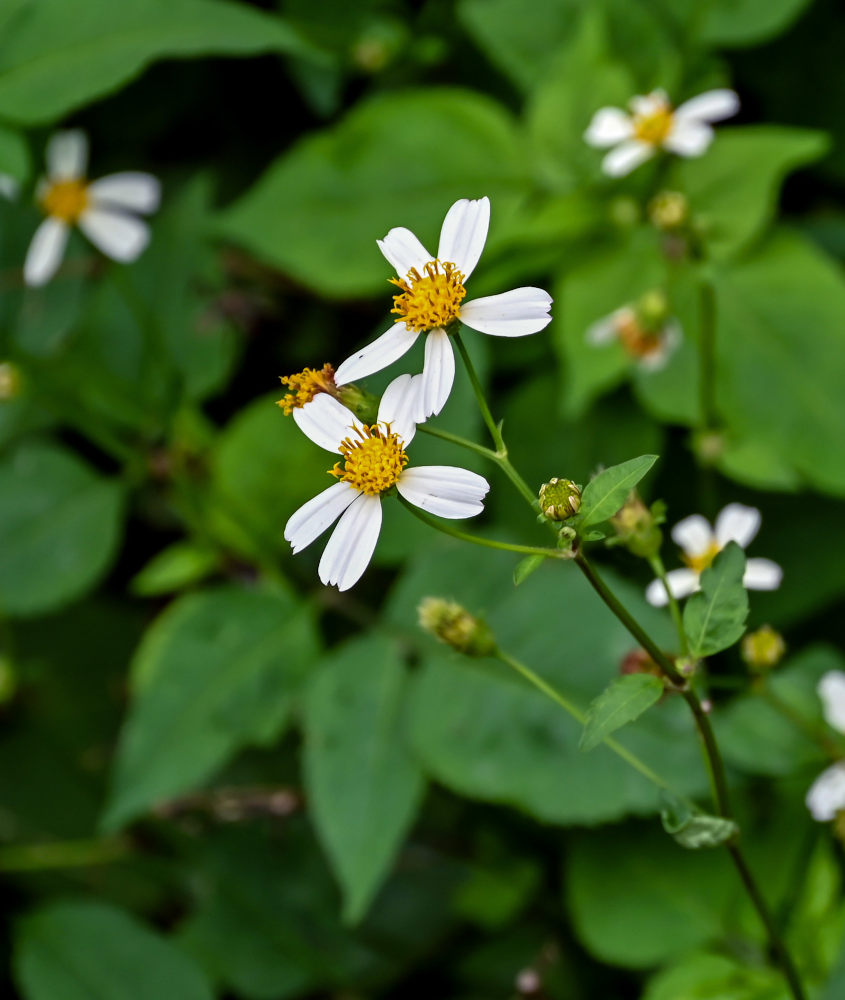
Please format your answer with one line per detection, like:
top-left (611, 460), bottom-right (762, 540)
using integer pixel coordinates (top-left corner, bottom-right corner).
top-left (682, 542), bottom-right (748, 658)
top-left (14, 900), bottom-right (213, 1000)
top-left (304, 636), bottom-right (425, 924)
top-left (580, 674), bottom-right (664, 752)
top-left (513, 553), bottom-right (545, 586)
top-left (660, 793), bottom-right (738, 849)
top-left (576, 455), bottom-right (658, 531)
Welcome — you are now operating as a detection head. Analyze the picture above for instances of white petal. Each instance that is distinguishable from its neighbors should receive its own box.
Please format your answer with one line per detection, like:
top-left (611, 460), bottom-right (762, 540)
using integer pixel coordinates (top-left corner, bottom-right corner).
top-left (586, 314), bottom-right (620, 346)
top-left (318, 493), bottom-right (382, 591)
top-left (675, 89), bottom-right (739, 125)
top-left (645, 568), bottom-right (699, 607)
top-left (0, 173), bottom-right (19, 200)
top-left (377, 227), bottom-right (432, 278)
top-left (397, 466), bottom-right (489, 519)
top-left (46, 130), bottom-right (88, 181)
top-left (88, 172), bottom-right (161, 214)
top-left (630, 90), bottom-right (669, 117)
top-left (284, 482), bottom-right (358, 554)
top-left (437, 197), bottom-right (490, 279)
top-left (584, 107), bottom-right (634, 147)
top-left (715, 503), bottom-right (761, 549)
top-left (743, 558), bottom-right (782, 591)
top-left (293, 393), bottom-right (360, 453)
top-left (78, 208), bottom-right (149, 262)
top-left (334, 322), bottom-right (420, 386)
top-left (418, 329), bottom-right (455, 418)
top-left (460, 287), bottom-right (553, 338)
top-left (671, 515), bottom-right (714, 556)
top-left (601, 140), bottom-right (655, 177)
top-left (378, 373), bottom-right (419, 446)
top-left (806, 763), bottom-right (845, 822)
top-left (663, 121), bottom-right (714, 157)
top-left (23, 217), bottom-right (70, 287)
top-left (818, 672), bottom-right (845, 735)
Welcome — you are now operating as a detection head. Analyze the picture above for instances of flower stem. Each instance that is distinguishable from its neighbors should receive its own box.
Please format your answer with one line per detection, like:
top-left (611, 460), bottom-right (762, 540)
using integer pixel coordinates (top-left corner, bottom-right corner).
top-left (418, 423), bottom-right (498, 462)
top-left (648, 553), bottom-right (690, 657)
top-left (453, 329), bottom-right (505, 452)
top-left (398, 496), bottom-right (565, 560)
top-left (0, 837), bottom-right (129, 872)
top-left (698, 278), bottom-right (717, 434)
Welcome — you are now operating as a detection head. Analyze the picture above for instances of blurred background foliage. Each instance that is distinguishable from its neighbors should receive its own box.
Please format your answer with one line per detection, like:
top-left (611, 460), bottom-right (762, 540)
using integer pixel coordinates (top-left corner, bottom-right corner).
top-left (1, 0), bottom-right (845, 997)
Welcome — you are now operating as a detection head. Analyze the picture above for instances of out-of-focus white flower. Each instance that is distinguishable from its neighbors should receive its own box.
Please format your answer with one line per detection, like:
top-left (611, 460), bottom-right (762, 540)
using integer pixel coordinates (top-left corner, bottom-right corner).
top-left (284, 374), bottom-right (489, 591)
top-left (584, 88), bottom-right (739, 177)
top-left (807, 672), bottom-right (845, 821)
top-left (587, 306), bottom-right (681, 371)
top-left (334, 197), bottom-right (552, 420)
top-left (645, 503), bottom-right (782, 607)
top-left (25, 130), bottom-right (160, 287)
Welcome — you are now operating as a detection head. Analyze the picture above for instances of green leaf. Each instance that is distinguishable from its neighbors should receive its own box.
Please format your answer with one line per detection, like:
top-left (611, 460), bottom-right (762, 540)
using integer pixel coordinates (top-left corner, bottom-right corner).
top-left (683, 543), bottom-right (748, 658)
top-left (670, 127), bottom-right (829, 259)
top-left (102, 586), bottom-right (319, 830)
top-left (513, 553), bottom-right (545, 586)
top-left (576, 454), bottom-right (658, 531)
top-left (304, 636), bottom-right (425, 924)
top-left (699, 0), bottom-right (813, 47)
top-left (0, 123), bottom-right (30, 182)
top-left (660, 794), bottom-right (738, 849)
top-left (130, 542), bottom-right (219, 597)
top-left (0, 441), bottom-right (124, 617)
top-left (14, 900), bottom-right (213, 1000)
top-left (643, 952), bottom-right (787, 1000)
top-left (0, 0), bottom-right (320, 125)
top-left (580, 674), bottom-right (664, 752)
top-left (217, 88), bottom-right (528, 297)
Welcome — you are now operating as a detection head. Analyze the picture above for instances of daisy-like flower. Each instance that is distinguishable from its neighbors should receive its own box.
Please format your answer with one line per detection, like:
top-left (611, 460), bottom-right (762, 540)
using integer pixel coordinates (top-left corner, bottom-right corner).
top-left (334, 197), bottom-right (553, 420)
top-left (645, 503), bottom-right (782, 607)
top-left (584, 88), bottom-right (740, 177)
top-left (806, 672), bottom-right (845, 822)
top-left (587, 306), bottom-right (681, 371)
top-left (25, 130), bottom-right (161, 287)
top-left (284, 374), bottom-right (490, 591)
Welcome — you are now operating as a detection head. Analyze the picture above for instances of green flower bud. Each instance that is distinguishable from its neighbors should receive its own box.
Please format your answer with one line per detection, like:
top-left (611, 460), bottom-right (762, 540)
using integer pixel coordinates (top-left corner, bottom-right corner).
top-left (648, 190), bottom-right (689, 231)
top-left (337, 383), bottom-right (379, 425)
top-left (742, 625), bottom-right (786, 673)
top-left (0, 362), bottom-right (22, 402)
top-left (539, 479), bottom-right (581, 522)
top-left (610, 491), bottom-right (663, 558)
top-left (418, 597), bottom-right (496, 658)
top-left (635, 290), bottom-right (670, 332)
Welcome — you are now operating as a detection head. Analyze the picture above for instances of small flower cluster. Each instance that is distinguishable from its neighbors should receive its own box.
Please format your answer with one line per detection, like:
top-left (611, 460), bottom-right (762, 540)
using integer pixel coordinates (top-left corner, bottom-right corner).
top-left (282, 198), bottom-right (553, 590)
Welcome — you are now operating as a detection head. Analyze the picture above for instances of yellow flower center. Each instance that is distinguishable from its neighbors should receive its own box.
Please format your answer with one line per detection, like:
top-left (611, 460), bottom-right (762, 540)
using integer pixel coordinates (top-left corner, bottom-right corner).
top-left (277, 363), bottom-right (336, 415)
top-left (330, 423), bottom-right (408, 496)
top-left (40, 178), bottom-right (89, 223)
top-left (683, 540), bottom-right (722, 574)
top-left (615, 311), bottom-right (662, 359)
top-left (633, 105), bottom-right (674, 146)
top-left (390, 259), bottom-right (466, 333)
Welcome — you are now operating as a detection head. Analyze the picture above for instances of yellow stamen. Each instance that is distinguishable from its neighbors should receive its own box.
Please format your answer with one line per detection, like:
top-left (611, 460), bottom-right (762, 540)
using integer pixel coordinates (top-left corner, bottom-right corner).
top-left (633, 102), bottom-right (674, 145)
top-left (329, 423), bottom-right (408, 496)
top-left (40, 178), bottom-right (89, 223)
top-left (615, 311), bottom-right (662, 360)
top-left (683, 540), bottom-right (722, 574)
top-left (277, 363), bottom-right (336, 415)
top-left (390, 259), bottom-right (466, 333)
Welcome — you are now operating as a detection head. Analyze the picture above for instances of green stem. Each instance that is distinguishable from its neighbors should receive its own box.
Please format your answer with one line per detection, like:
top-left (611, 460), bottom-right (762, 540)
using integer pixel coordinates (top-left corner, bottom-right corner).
top-left (399, 497), bottom-right (565, 560)
top-left (0, 837), bottom-right (129, 872)
top-left (496, 648), bottom-right (675, 795)
top-left (759, 684), bottom-right (845, 759)
top-left (698, 278), bottom-right (717, 434)
top-left (648, 553), bottom-right (690, 657)
top-left (418, 423), bottom-right (498, 462)
top-left (453, 329), bottom-right (505, 452)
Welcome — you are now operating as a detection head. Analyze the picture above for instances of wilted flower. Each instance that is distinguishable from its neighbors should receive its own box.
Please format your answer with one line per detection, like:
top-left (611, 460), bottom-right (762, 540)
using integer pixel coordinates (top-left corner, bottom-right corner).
top-left (25, 130), bottom-right (160, 287)
top-left (418, 597), bottom-right (496, 657)
top-left (284, 374), bottom-right (489, 591)
top-left (584, 88), bottom-right (739, 177)
top-left (277, 363), bottom-right (339, 416)
top-left (334, 197), bottom-right (552, 420)
top-left (587, 292), bottom-right (681, 371)
top-left (806, 672), bottom-right (845, 822)
top-left (645, 503), bottom-right (782, 606)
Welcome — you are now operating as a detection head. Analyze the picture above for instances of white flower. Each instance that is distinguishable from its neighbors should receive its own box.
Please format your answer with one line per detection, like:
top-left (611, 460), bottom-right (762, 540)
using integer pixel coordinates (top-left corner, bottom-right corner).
top-left (807, 672), bottom-right (845, 821)
top-left (333, 197), bottom-right (553, 420)
top-left (587, 306), bottom-right (681, 371)
top-left (645, 503), bottom-right (782, 607)
top-left (24, 130), bottom-right (161, 287)
top-left (584, 88), bottom-right (740, 177)
top-left (284, 374), bottom-right (490, 591)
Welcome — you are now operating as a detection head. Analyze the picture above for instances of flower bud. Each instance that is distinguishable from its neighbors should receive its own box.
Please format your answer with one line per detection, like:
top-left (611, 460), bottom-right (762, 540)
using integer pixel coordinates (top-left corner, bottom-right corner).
top-left (0, 362), bottom-right (22, 401)
top-left (620, 648), bottom-right (662, 678)
top-left (418, 597), bottom-right (496, 658)
top-left (741, 625), bottom-right (786, 673)
top-left (649, 190), bottom-right (689, 231)
top-left (539, 478), bottom-right (581, 522)
top-left (336, 382), bottom-right (379, 425)
top-left (635, 289), bottom-right (670, 332)
top-left (610, 491), bottom-right (663, 558)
